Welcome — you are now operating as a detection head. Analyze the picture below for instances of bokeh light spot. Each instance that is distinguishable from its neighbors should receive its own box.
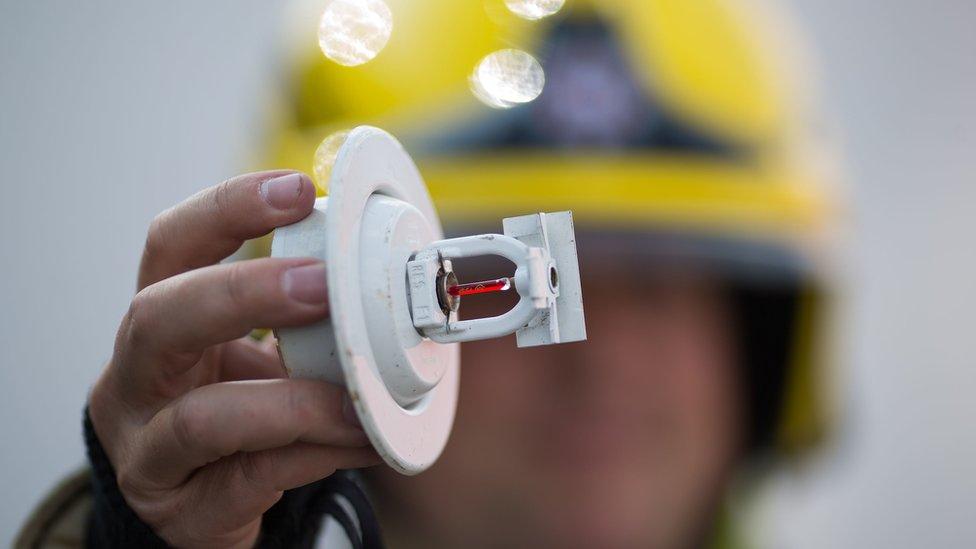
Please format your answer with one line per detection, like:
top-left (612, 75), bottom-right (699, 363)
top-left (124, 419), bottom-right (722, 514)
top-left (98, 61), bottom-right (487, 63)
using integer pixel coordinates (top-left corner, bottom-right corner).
top-left (470, 49), bottom-right (546, 109)
top-left (312, 129), bottom-right (351, 194)
top-left (504, 0), bottom-right (565, 20)
top-left (318, 0), bottom-right (393, 67)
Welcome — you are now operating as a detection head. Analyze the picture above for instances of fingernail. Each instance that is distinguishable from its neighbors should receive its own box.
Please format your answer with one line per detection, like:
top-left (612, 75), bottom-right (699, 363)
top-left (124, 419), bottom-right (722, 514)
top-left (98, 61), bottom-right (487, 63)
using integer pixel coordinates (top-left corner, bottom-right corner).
top-left (282, 263), bottom-right (327, 304)
top-left (260, 173), bottom-right (306, 210)
top-left (342, 394), bottom-right (363, 429)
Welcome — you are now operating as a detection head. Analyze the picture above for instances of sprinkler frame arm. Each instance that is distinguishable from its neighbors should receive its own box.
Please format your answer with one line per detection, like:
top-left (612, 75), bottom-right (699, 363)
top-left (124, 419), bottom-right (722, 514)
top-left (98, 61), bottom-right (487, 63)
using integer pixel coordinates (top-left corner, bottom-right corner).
top-left (407, 211), bottom-right (586, 347)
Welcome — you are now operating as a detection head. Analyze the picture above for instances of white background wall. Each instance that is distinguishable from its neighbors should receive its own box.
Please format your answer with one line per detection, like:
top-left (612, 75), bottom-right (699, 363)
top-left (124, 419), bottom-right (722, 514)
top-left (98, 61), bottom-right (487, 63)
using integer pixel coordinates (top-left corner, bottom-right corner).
top-left (1, 1), bottom-right (974, 546)
top-left (762, 1), bottom-right (976, 547)
top-left (0, 2), bottom-right (282, 543)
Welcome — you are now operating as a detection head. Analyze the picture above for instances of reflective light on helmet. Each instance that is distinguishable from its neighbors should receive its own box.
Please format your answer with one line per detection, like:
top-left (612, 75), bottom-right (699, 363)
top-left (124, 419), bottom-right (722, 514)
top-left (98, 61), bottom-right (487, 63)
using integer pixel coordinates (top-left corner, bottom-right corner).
top-left (318, 0), bottom-right (393, 67)
top-left (469, 49), bottom-right (546, 109)
top-left (312, 129), bottom-right (352, 193)
top-left (504, 0), bottom-right (565, 20)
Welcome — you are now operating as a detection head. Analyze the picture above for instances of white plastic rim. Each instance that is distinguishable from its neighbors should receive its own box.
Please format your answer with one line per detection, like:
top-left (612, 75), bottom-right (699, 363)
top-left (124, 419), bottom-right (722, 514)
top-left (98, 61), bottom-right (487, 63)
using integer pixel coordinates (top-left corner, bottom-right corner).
top-left (272, 126), bottom-right (459, 474)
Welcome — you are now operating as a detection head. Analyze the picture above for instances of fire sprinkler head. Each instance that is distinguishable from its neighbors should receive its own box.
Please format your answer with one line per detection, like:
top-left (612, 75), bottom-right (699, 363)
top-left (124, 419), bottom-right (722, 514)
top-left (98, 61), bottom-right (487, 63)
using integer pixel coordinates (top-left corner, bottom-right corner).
top-left (271, 126), bottom-right (586, 474)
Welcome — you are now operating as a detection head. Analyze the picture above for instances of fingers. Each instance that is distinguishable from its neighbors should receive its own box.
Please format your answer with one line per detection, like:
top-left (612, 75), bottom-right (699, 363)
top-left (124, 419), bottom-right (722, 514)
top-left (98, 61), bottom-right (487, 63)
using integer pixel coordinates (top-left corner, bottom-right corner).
top-left (178, 443), bottom-right (381, 542)
top-left (138, 170), bottom-right (316, 290)
top-left (131, 379), bottom-right (370, 488)
top-left (234, 442), bottom-right (382, 493)
top-left (258, 331), bottom-right (279, 354)
top-left (116, 257), bottom-right (327, 402)
top-left (219, 337), bottom-right (285, 382)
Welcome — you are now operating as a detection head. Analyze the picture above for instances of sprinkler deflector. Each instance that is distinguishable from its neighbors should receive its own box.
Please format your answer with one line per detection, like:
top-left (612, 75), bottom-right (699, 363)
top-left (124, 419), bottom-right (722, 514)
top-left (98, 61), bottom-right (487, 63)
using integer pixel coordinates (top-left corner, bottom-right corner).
top-left (271, 126), bottom-right (585, 474)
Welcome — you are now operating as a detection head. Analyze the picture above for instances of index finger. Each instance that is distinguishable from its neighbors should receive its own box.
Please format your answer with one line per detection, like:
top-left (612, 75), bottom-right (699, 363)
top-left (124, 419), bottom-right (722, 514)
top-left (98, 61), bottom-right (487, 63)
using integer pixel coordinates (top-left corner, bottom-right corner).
top-left (138, 170), bottom-right (316, 290)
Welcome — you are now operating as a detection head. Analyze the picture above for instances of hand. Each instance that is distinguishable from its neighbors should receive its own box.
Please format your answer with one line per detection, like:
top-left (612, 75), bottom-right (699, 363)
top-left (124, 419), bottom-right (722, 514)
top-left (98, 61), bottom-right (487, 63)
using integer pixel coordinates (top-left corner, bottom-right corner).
top-left (88, 171), bottom-right (380, 548)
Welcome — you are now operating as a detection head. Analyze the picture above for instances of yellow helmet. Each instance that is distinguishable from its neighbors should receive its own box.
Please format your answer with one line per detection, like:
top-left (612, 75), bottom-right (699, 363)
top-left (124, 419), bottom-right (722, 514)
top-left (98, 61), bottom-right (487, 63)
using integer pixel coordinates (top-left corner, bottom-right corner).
top-left (266, 0), bottom-right (841, 458)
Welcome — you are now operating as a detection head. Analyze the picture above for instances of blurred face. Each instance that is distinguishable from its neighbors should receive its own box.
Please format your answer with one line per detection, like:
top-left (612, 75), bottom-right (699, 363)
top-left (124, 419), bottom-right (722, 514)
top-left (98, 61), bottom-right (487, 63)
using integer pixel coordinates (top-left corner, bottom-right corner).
top-left (374, 262), bottom-right (743, 549)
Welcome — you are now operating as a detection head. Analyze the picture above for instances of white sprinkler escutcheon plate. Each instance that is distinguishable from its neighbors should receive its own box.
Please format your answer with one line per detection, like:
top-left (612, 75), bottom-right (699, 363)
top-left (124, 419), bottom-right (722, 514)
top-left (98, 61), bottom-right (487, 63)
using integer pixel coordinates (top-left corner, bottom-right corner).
top-left (271, 126), bottom-right (459, 475)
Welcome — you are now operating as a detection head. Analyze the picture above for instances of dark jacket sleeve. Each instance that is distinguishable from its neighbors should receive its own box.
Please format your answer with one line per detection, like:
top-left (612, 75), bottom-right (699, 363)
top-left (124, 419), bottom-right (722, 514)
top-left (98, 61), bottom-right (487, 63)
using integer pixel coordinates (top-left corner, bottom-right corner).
top-left (83, 409), bottom-right (384, 548)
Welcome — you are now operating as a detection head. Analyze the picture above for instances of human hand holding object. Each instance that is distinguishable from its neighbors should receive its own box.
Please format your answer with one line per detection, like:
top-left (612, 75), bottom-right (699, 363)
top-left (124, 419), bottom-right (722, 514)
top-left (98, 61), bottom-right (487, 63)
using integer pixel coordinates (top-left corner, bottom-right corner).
top-left (87, 170), bottom-right (380, 548)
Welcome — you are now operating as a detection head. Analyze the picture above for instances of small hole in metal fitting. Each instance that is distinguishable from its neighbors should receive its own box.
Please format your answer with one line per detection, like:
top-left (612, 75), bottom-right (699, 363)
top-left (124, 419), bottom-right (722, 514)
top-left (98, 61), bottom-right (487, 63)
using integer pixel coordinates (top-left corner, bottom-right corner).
top-left (549, 266), bottom-right (558, 290)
